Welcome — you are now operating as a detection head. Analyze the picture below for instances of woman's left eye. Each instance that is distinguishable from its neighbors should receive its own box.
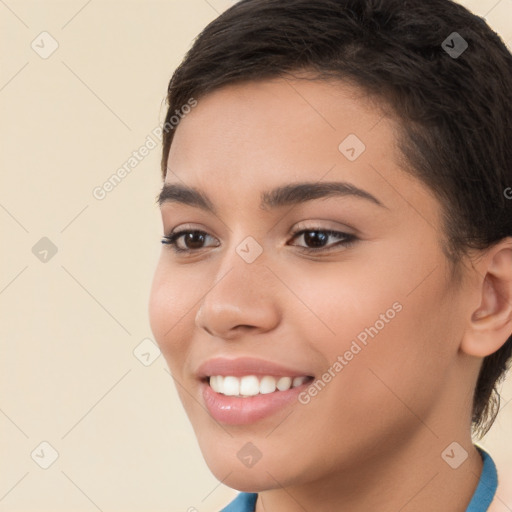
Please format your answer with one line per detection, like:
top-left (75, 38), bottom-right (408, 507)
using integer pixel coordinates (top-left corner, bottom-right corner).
top-left (161, 227), bottom-right (357, 254)
top-left (289, 228), bottom-right (357, 253)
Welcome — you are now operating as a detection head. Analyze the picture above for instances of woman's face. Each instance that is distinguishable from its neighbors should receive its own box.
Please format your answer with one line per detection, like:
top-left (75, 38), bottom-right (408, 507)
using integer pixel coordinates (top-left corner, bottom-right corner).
top-left (148, 76), bottom-right (473, 491)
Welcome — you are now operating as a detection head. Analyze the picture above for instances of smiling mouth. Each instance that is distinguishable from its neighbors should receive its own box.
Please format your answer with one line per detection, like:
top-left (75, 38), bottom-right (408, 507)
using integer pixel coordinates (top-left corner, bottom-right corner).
top-left (203, 375), bottom-right (315, 397)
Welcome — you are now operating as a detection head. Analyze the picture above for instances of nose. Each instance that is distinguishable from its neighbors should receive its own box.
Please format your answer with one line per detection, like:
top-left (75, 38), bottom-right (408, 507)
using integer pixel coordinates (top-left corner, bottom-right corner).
top-left (194, 257), bottom-right (281, 340)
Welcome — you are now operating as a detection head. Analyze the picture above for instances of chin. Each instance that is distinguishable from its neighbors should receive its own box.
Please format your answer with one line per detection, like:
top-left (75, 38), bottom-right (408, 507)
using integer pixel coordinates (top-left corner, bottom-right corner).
top-left (206, 460), bottom-right (284, 493)
top-left (197, 438), bottom-right (302, 492)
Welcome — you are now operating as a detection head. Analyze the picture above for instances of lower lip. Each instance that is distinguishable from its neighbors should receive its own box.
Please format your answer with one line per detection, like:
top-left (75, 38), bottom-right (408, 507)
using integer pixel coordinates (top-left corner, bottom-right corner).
top-left (201, 379), bottom-right (313, 425)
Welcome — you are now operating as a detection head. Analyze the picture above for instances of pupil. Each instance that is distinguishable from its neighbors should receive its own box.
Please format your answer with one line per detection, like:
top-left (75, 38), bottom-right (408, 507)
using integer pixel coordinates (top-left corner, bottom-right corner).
top-left (304, 231), bottom-right (327, 248)
top-left (186, 232), bottom-right (205, 249)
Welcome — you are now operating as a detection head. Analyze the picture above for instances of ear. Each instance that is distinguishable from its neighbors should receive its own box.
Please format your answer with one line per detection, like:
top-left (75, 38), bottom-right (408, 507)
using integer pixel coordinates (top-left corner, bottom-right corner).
top-left (460, 238), bottom-right (512, 357)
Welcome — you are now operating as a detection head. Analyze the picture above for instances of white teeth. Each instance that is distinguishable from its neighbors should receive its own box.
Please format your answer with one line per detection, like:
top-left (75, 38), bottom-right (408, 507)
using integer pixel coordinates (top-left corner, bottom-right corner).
top-left (259, 376), bottom-right (276, 394)
top-left (240, 375), bottom-right (260, 396)
top-left (292, 376), bottom-right (308, 387)
top-left (276, 376), bottom-right (292, 391)
top-left (210, 375), bottom-right (220, 393)
top-left (208, 375), bottom-right (310, 397)
top-left (222, 376), bottom-right (240, 396)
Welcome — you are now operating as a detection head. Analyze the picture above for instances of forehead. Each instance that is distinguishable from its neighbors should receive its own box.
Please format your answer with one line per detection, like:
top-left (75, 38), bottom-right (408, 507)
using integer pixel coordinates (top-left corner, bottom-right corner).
top-left (163, 76), bottom-right (431, 219)
top-left (167, 77), bottom-right (390, 175)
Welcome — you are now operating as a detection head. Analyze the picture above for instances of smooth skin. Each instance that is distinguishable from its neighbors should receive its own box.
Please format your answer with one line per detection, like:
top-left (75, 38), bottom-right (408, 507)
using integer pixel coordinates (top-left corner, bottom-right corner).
top-left (148, 74), bottom-right (512, 512)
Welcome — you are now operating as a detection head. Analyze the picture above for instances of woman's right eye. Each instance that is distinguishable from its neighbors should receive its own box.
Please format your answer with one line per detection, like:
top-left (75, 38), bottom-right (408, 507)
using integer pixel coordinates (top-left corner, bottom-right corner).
top-left (161, 230), bottom-right (218, 253)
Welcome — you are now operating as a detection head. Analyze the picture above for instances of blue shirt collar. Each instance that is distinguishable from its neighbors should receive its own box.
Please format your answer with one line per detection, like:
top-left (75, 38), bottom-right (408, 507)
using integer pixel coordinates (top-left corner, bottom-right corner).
top-left (466, 445), bottom-right (498, 511)
top-left (221, 445), bottom-right (498, 512)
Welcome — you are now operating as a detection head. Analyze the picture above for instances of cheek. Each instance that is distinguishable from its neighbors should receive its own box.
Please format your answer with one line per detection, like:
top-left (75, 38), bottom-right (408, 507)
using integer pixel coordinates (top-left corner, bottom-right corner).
top-left (291, 247), bottom-right (453, 402)
top-left (148, 260), bottom-right (196, 369)
top-left (306, 266), bottom-right (455, 440)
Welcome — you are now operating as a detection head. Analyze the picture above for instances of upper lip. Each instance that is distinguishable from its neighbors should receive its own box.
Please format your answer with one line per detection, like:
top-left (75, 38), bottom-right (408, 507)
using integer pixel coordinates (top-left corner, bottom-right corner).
top-left (196, 357), bottom-right (314, 379)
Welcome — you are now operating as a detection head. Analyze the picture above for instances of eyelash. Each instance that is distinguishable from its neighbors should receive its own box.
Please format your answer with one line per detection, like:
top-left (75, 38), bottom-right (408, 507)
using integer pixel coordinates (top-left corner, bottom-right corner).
top-left (161, 227), bottom-right (357, 255)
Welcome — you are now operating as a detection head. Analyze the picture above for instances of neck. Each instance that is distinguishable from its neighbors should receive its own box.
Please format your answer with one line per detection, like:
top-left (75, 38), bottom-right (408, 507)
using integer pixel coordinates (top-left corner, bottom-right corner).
top-left (255, 429), bottom-right (483, 512)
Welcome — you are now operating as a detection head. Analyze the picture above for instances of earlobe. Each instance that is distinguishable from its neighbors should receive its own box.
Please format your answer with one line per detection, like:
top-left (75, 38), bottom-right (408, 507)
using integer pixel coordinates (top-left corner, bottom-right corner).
top-left (461, 240), bottom-right (512, 358)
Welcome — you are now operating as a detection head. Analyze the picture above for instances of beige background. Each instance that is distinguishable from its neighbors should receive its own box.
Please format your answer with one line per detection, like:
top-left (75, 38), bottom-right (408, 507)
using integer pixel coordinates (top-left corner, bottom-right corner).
top-left (1, 1), bottom-right (511, 510)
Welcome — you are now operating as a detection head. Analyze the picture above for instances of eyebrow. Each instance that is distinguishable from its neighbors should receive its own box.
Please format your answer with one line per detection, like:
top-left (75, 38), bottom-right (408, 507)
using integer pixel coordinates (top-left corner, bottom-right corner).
top-left (157, 181), bottom-right (387, 213)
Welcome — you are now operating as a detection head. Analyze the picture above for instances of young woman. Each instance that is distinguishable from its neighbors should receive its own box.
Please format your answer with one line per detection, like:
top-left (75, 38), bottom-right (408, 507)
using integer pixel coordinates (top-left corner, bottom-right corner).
top-left (149, 1), bottom-right (512, 510)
